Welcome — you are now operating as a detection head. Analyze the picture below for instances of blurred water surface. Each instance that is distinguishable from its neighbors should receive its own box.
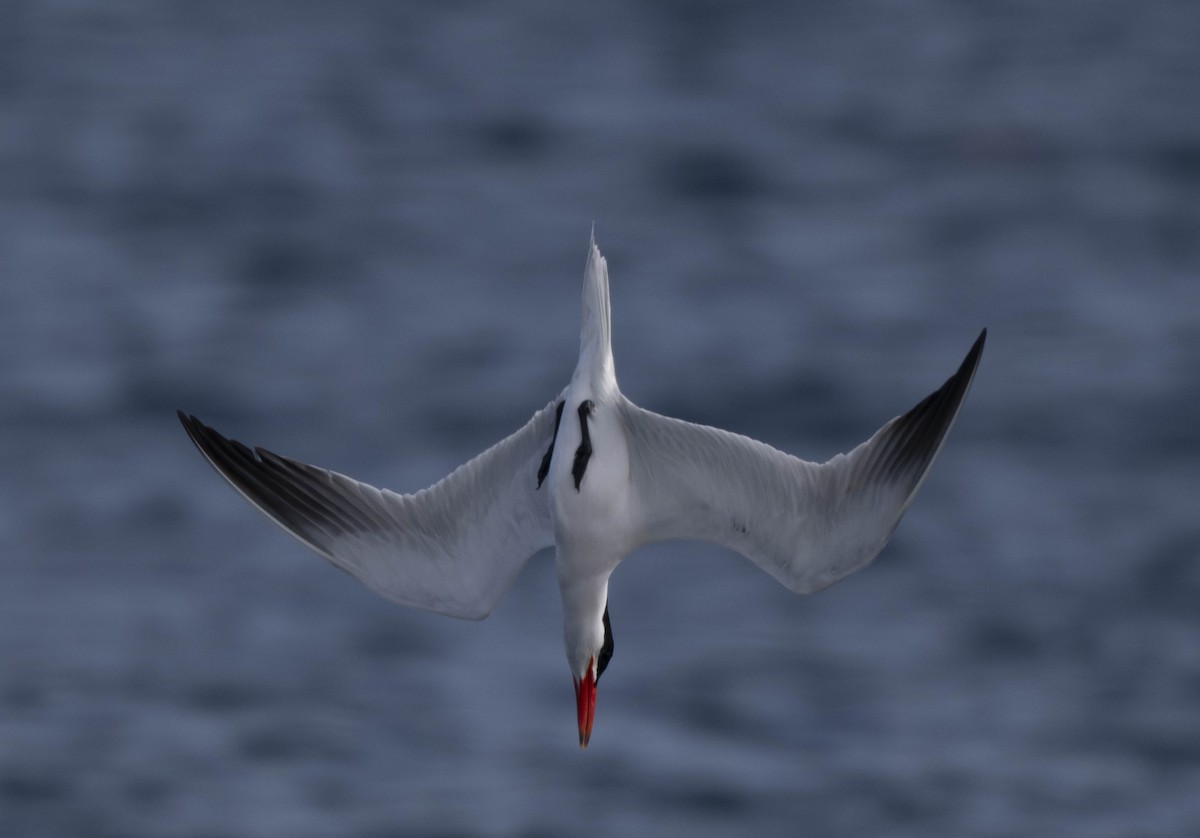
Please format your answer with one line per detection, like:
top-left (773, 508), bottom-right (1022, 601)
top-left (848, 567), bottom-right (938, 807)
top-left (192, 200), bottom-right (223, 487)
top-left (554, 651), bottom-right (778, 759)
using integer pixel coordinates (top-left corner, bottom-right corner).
top-left (2, 2), bottom-right (1199, 836)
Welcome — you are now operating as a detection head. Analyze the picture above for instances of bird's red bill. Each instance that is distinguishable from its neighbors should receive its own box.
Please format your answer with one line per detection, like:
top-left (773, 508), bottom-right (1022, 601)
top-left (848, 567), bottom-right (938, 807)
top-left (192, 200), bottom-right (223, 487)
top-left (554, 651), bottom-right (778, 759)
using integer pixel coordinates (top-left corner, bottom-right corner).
top-left (574, 657), bottom-right (597, 749)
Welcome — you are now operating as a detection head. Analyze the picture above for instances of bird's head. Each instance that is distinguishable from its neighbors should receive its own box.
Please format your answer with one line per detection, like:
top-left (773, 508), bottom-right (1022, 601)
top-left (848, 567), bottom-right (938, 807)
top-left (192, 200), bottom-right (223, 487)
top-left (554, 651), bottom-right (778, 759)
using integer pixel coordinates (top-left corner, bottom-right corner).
top-left (570, 604), bottom-right (614, 749)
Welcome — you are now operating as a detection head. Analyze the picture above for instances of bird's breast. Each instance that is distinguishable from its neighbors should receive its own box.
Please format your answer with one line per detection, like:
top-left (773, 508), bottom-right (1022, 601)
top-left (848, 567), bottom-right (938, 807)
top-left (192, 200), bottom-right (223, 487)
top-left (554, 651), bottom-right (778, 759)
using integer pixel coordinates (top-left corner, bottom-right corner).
top-left (548, 395), bottom-right (635, 557)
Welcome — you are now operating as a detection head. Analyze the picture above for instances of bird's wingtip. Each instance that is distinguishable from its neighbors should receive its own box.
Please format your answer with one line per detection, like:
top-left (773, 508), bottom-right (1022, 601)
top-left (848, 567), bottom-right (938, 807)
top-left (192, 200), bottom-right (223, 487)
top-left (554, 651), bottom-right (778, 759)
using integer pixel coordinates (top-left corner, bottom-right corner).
top-left (962, 328), bottom-right (987, 375)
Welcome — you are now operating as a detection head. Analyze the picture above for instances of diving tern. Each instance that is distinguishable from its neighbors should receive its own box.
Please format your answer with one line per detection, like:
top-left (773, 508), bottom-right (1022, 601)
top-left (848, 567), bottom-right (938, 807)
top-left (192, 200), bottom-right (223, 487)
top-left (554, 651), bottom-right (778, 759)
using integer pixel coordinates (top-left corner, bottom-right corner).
top-left (179, 235), bottom-right (985, 748)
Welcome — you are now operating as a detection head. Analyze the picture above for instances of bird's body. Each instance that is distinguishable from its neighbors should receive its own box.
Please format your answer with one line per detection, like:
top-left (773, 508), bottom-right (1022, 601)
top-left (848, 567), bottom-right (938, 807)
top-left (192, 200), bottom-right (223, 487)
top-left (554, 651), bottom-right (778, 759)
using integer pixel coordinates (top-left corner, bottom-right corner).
top-left (549, 249), bottom-right (628, 701)
top-left (179, 234), bottom-right (985, 748)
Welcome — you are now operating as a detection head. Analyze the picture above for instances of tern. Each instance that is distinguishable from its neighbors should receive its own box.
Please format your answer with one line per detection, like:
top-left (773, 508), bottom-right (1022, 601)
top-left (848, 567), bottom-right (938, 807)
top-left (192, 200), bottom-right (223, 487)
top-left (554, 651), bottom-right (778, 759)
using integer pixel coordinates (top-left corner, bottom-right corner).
top-left (179, 235), bottom-right (984, 748)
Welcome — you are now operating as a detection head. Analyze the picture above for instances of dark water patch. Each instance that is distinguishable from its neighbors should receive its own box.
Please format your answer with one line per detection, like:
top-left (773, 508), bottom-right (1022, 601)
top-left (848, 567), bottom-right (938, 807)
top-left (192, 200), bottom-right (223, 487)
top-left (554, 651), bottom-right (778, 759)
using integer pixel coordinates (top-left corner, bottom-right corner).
top-left (1183, 670), bottom-right (1200, 703)
top-left (678, 689), bottom-right (762, 740)
top-left (318, 72), bottom-right (392, 143)
top-left (655, 146), bottom-right (762, 205)
top-left (234, 720), bottom-right (351, 764)
top-left (1086, 724), bottom-right (1200, 771)
top-left (0, 772), bottom-right (70, 804)
top-left (748, 371), bottom-right (851, 448)
top-left (352, 621), bottom-right (438, 661)
top-left (848, 774), bottom-right (959, 825)
top-left (186, 680), bottom-right (262, 714)
top-left (470, 113), bottom-right (554, 161)
top-left (659, 782), bottom-right (752, 817)
top-left (924, 207), bottom-right (998, 254)
top-left (234, 728), bottom-right (304, 762)
top-left (124, 492), bottom-right (190, 534)
top-left (510, 828), bottom-right (562, 838)
top-left (826, 103), bottom-right (890, 147)
top-left (2, 682), bottom-right (46, 711)
top-left (648, 369), bottom-right (848, 454)
top-left (1151, 142), bottom-right (1200, 186)
top-left (1132, 734), bottom-right (1200, 770)
top-left (122, 774), bottom-right (173, 807)
top-left (356, 824), bottom-right (499, 838)
top-left (0, 4), bottom-right (25, 99)
top-left (113, 178), bottom-right (223, 236)
top-left (304, 775), bottom-right (354, 811)
top-left (1153, 208), bottom-right (1199, 265)
top-left (356, 828), bottom-right (476, 838)
top-left (634, 669), bottom-right (775, 745)
top-left (1134, 528), bottom-right (1200, 616)
top-left (642, 0), bottom-right (758, 88)
top-left (225, 175), bottom-right (320, 230)
top-left (236, 237), bottom-right (347, 291)
top-left (541, 749), bottom-right (627, 796)
top-left (967, 616), bottom-right (1041, 662)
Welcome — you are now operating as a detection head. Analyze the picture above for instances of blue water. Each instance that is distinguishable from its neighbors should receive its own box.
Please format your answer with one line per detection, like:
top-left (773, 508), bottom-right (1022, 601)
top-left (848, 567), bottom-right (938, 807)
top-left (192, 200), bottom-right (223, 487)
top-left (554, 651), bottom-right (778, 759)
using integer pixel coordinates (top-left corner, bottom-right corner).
top-left (3, 2), bottom-right (1199, 836)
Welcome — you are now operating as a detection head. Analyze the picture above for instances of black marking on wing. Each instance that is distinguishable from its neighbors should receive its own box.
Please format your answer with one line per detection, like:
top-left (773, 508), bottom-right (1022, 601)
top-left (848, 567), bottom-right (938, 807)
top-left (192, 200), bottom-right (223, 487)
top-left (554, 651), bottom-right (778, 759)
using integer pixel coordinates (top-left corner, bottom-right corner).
top-left (596, 602), bottom-right (614, 683)
top-left (176, 411), bottom-right (383, 548)
top-left (849, 328), bottom-right (986, 493)
top-left (571, 400), bottom-right (594, 491)
top-left (536, 400), bottom-right (565, 489)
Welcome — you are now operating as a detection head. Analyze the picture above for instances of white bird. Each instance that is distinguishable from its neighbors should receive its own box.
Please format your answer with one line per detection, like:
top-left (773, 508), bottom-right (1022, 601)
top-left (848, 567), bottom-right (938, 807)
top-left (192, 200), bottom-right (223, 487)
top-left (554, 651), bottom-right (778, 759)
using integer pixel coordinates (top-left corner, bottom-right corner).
top-left (179, 235), bottom-right (985, 748)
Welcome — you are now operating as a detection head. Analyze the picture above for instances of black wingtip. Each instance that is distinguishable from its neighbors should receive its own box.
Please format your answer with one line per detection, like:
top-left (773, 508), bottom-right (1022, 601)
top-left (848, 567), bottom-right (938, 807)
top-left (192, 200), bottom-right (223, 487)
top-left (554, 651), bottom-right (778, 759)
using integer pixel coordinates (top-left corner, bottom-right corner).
top-left (177, 410), bottom-right (201, 442)
top-left (942, 328), bottom-right (987, 400)
top-left (177, 411), bottom-right (219, 456)
top-left (965, 328), bottom-right (987, 371)
top-left (853, 330), bottom-right (986, 490)
top-left (175, 410), bottom-right (355, 539)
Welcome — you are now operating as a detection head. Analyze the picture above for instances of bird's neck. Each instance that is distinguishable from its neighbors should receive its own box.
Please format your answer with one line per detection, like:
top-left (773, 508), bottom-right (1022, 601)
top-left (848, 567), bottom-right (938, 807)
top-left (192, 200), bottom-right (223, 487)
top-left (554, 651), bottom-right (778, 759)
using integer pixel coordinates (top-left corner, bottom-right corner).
top-left (558, 570), bottom-right (610, 675)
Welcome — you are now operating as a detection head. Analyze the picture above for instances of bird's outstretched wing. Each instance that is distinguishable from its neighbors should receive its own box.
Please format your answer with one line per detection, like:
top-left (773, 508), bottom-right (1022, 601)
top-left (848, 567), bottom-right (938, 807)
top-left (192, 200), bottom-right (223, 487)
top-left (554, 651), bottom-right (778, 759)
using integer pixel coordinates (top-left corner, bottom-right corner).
top-left (178, 397), bottom-right (564, 619)
top-left (621, 330), bottom-right (985, 594)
